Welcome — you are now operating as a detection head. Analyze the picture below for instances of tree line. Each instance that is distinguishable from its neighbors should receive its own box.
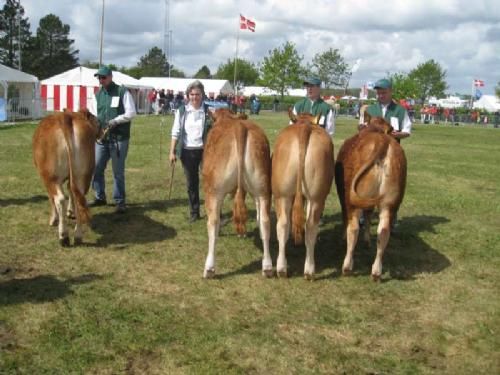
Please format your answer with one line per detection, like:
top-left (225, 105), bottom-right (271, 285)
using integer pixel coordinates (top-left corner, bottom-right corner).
top-left (1, 0), bottom-right (463, 103)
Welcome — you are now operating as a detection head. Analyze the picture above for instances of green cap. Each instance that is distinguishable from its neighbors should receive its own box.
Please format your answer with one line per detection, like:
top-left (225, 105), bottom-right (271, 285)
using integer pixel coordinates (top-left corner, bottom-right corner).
top-left (94, 65), bottom-right (112, 77)
top-left (303, 77), bottom-right (322, 86)
top-left (374, 78), bottom-right (392, 89)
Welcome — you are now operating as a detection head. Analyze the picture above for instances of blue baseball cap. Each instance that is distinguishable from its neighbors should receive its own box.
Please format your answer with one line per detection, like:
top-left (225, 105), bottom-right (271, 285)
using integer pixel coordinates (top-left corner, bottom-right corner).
top-left (94, 65), bottom-right (112, 77)
top-left (303, 77), bottom-right (322, 86)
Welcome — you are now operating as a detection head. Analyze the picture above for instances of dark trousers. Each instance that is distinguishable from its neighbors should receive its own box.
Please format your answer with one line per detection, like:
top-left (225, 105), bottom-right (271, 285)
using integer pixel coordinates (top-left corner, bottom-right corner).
top-left (180, 148), bottom-right (203, 217)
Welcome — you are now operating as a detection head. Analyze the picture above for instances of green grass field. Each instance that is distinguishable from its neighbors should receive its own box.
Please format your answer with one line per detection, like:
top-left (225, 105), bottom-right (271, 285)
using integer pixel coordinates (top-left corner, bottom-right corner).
top-left (1, 112), bottom-right (499, 374)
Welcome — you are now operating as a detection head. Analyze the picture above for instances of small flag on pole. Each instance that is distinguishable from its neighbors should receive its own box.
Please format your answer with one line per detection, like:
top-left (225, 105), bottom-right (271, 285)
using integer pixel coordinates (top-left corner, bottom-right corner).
top-left (473, 79), bottom-right (485, 87)
top-left (240, 14), bottom-right (256, 32)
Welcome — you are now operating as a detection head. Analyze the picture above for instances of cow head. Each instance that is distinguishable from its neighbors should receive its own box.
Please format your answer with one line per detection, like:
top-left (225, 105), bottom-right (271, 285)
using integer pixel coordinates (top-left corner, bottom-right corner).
top-left (78, 108), bottom-right (101, 138)
top-left (209, 108), bottom-right (244, 125)
top-left (365, 117), bottom-right (393, 134)
top-left (289, 109), bottom-right (321, 127)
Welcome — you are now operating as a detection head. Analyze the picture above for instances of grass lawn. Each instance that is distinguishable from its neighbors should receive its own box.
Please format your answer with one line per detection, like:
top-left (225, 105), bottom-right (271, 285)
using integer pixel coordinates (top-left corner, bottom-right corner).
top-left (1, 112), bottom-right (499, 374)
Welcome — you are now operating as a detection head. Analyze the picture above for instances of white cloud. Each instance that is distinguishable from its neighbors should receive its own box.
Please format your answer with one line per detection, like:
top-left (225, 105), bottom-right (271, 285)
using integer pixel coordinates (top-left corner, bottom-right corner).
top-left (18, 0), bottom-right (500, 94)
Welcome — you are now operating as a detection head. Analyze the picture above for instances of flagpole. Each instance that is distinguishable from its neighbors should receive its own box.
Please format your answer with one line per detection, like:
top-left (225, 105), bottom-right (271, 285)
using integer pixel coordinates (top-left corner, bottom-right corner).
top-left (233, 15), bottom-right (240, 95)
top-left (470, 79), bottom-right (474, 109)
top-left (99, 0), bottom-right (105, 67)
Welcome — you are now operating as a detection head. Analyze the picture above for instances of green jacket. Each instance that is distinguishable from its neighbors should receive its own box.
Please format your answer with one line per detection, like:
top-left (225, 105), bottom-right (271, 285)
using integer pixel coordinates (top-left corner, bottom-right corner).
top-left (95, 81), bottom-right (131, 141)
top-left (366, 101), bottom-right (406, 131)
top-left (174, 104), bottom-right (212, 157)
top-left (294, 98), bottom-right (332, 128)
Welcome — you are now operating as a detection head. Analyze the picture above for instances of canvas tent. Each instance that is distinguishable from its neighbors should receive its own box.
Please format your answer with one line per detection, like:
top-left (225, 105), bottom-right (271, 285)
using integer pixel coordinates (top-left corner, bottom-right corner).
top-left (473, 95), bottom-right (500, 112)
top-left (0, 63), bottom-right (41, 121)
top-left (139, 77), bottom-right (233, 97)
top-left (41, 66), bottom-right (153, 113)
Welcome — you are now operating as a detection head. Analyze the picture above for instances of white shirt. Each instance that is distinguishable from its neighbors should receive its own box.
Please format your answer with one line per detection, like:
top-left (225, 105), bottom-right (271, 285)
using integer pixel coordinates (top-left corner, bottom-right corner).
top-left (290, 99), bottom-right (336, 136)
top-left (359, 103), bottom-right (412, 134)
top-left (171, 104), bottom-right (205, 148)
top-left (88, 87), bottom-right (136, 125)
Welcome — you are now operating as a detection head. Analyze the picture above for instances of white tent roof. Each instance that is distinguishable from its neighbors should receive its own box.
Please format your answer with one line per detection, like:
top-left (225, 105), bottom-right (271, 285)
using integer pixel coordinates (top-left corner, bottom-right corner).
top-left (242, 86), bottom-right (306, 97)
top-left (139, 77), bottom-right (233, 95)
top-left (473, 95), bottom-right (500, 112)
top-left (0, 63), bottom-right (38, 83)
top-left (42, 66), bottom-right (152, 90)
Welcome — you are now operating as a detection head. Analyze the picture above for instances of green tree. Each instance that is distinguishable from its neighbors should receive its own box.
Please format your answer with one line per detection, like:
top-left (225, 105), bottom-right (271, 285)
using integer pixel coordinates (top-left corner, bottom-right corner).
top-left (259, 41), bottom-right (305, 98)
top-left (387, 72), bottom-right (419, 100)
top-left (0, 0), bottom-right (32, 69)
top-left (311, 48), bottom-right (349, 88)
top-left (214, 58), bottom-right (259, 86)
top-left (169, 67), bottom-right (185, 78)
top-left (194, 65), bottom-right (211, 79)
top-left (135, 46), bottom-right (169, 77)
top-left (27, 14), bottom-right (78, 79)
top-left (408, 59), bottom-right (448, 103)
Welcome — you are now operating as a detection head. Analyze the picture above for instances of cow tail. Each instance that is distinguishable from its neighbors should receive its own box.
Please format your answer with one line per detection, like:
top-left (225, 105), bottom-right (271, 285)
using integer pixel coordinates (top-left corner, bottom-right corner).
top-left (349, 141), bottom-right (389, 208)
top-left (232, 122), bottom-right (248, 235)
top-left (292, 125), bottom-right (312, 245)
top-left (60, 114), bottom-right (91, 224)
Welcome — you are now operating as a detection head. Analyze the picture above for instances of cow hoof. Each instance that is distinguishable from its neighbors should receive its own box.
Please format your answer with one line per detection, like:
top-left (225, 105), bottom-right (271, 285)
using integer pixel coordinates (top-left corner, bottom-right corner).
top-left (203, 269), bottom-right (215, 279)
top-left (237, 234), bottom-right (247, 239)
top-left (262, 269), bottom-right (274, 278)
top-left (67, 213), bottom-right (76, 220)
top-left (277, 270), bottom-right (288, 278)
top-left (74, 237), bottom-right (83, 246)
top-left (304, 273), bottom-right (314, 281)
top-left (371, 274), bottom-right (381, 282)
top-left (342, 268), bottom-right (352, 276)
top-left (59, 237), bottom-right (70, 247)
top-left (49, 219), bottom-right (58, 227)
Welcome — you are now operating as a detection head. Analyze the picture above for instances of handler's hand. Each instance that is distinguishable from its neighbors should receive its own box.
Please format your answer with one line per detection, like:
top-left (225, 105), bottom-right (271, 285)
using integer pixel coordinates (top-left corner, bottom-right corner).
top-left (169, 152), bottom-right (177, 165)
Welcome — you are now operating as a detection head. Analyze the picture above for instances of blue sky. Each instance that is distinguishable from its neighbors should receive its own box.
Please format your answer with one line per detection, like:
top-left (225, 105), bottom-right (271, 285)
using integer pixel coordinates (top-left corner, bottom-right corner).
top-left (19, 0), bottom-right (500, 95)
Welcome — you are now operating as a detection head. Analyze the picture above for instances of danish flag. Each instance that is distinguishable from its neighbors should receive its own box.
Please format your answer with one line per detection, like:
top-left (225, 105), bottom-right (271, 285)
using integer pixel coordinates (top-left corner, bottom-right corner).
top-left (240, 14), bottom-right (256, 32)
top-left (473, 79), bottom-right (485, 87)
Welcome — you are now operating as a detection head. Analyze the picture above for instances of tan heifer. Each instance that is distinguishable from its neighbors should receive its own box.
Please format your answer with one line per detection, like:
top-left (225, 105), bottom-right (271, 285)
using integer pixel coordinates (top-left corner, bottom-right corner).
top-left (33, 109), bottom-right (100, 246)
top-left (335, 115), bottom-right (407, 281)
top-left (272, 111), bottom-right (334, 279)
top-left (202, 109), bottom-right (272, 278)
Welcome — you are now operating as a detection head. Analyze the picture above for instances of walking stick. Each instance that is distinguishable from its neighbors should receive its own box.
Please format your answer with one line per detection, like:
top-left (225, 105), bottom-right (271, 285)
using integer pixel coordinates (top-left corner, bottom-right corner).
top-left (168, 161), bottom-right (176, 200)
top-left (159, 117), bottom-right (165, 161)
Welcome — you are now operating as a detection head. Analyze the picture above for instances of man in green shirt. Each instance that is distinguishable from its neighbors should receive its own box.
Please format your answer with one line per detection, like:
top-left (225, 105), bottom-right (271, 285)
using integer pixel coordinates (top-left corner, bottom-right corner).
top-left (292, 77), bottom-right (335, 135)
top-left (89, 66), bottom-right (136, 213)
top-left (359, 78), bottom-right (412, 141)
top-left (358, 78), bottom-right (412, 231)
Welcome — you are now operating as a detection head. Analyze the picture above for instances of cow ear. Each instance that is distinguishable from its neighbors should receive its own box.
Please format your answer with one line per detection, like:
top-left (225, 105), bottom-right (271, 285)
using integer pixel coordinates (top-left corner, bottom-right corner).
top-left (208, 109), bottom-right (216, 122)
top-left (364, 111), bottom-right (371, 125)
top-left (313, 114), bottom-right (321, 126)
top-left (63, 108), bottom-right (71, 113)
top-left (288, 107), bottom-right (297, 123)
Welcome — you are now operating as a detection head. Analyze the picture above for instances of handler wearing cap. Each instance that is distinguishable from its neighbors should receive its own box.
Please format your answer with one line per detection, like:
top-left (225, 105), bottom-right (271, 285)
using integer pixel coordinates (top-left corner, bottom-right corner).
top-left (359, 78), bottom-right (412, 142)
top-left (88, 65), bottom-right (136, 214)
top-left (292, 77), bottom-right (335, 136)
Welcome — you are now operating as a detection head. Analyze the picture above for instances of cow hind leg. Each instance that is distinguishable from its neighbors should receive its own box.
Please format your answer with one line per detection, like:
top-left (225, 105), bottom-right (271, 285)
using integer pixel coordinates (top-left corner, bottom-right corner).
top-left (304, 200), bottom-right (323, 280)
top-left (276, 197), bottom-right (292, 278)
top-left (67, 182), bottom-right (76, 220)
top-left (53, 187), bottom-right (69, 247)
top-left (342, 208), bottom-right (362, 275)
top-left (371, 208), bottom-right (391, 281)
top-left (72, 178), bottom-right (90, 246)
top-left (49, 196), bottom-right (58, 226)
top-left (204, 194), bottom-right (223, 279)
top-left (257, 196), bottom-right (273, 277)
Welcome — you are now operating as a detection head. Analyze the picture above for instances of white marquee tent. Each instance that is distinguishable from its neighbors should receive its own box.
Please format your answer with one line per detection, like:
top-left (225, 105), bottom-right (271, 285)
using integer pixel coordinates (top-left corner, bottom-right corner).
top-left (41, 66), bottom-right (153, 113)
top-left (0, 63), bottom-right (40, 121)
top-left (473, 95), bottom-right (500, 112)
top-left (242, 86), bottom-right (306, 97)
top-left (139, 77), bottom-right (233, 96)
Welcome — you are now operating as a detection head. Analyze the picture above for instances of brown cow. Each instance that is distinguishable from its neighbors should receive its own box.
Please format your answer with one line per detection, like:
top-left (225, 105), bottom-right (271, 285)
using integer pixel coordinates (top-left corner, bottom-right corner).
top-left (335, 114), bottom-right (407, 281)
top-left (33, 109), bottom-right (100, 246)
top-left (272, 111), bottom-right (334, 279)
top-left (202, 108), bottom-right (272, 278)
